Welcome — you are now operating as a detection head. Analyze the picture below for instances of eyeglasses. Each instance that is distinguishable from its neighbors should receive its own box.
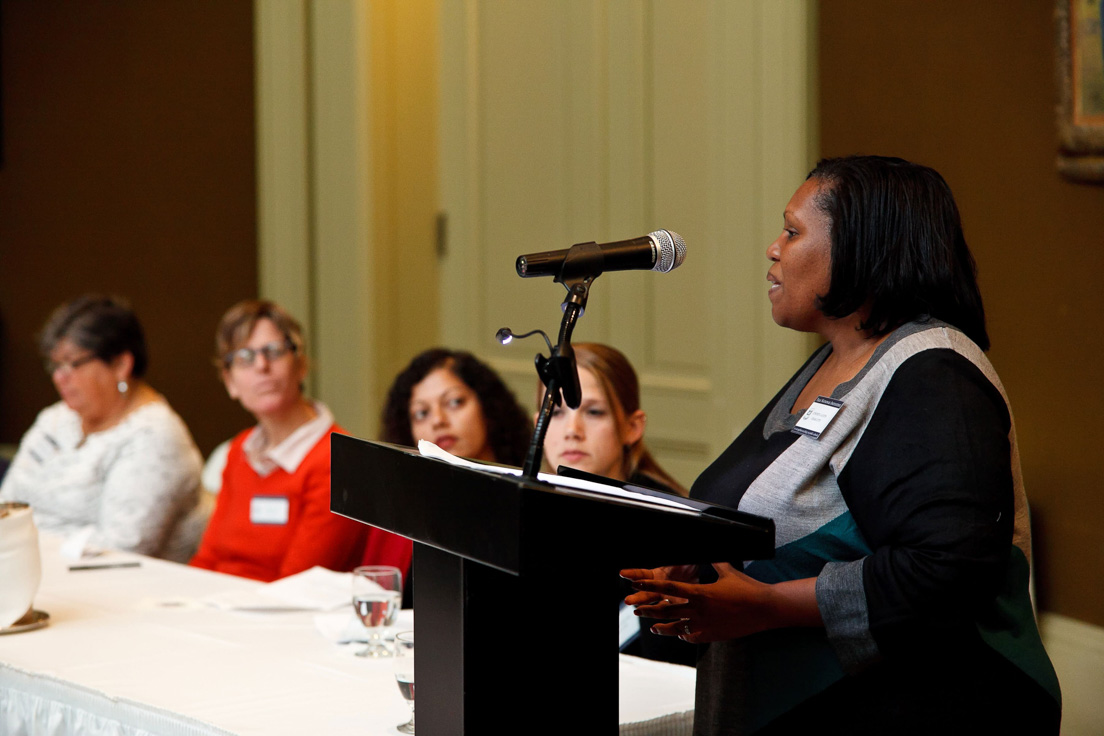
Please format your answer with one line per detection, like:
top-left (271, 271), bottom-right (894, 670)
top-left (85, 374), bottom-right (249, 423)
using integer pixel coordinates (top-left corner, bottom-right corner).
top-left (224, 340), bottom-right (297, 369)
top-left (44, 353), bottom-right (98, 377)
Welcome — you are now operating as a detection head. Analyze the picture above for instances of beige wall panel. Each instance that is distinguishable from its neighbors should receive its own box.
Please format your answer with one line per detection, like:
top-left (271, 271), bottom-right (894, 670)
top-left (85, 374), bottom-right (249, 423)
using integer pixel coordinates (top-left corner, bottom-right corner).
top-left (439, 0), bottom-right (814, 487)
top-left (702, 0), bottom-right (764, 442)
top-left (701, 1), bottom-right (816, 444)
top-left (437, 0), bottom-right (481, 349)
top-left (754, 2), bottom-right (818, 396)
top-left (604, 3), bottom-right (650, 358)
top-left (255, 0), bottom-right (381, 438)
top-left (477, 2), bottom-right (611, 350)
top-left (371, 0), bottom-right (442, 385)
top-left (648, 2), bottom-right (710, 375)
top-left (255, 0), bottom-right (312, 339)
top-left (309, 2), bottom-right (378, 437)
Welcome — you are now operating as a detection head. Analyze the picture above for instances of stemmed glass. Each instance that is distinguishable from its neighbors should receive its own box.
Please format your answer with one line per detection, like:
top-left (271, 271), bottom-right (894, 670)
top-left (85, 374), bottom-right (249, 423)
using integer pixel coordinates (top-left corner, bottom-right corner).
top-left (393, 630), bottom-right (415, 734)
top-left (351, 565), bottom-right (402, 658)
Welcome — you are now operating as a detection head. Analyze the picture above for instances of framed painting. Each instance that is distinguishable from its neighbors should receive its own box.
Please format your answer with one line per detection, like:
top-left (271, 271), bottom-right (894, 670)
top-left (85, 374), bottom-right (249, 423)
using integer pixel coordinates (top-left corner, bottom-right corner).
top-left (1057, 0), bottom-right (1104, 181)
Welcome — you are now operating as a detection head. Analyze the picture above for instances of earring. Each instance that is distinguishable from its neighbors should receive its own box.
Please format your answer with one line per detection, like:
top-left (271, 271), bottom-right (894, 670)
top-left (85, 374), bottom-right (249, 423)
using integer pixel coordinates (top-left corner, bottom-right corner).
top-left (118, 380), bottom-right (129, 394)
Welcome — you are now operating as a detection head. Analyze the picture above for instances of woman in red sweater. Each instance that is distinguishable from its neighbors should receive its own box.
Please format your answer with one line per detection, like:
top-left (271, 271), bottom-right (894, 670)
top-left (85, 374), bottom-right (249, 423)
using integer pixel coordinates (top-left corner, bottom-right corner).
top-left (191, 300), bottom-right (389, 582)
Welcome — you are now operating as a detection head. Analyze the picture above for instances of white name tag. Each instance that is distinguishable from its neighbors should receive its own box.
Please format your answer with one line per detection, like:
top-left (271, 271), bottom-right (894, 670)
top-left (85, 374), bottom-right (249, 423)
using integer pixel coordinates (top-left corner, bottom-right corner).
top-left (250, 496), bottom-right (290, 525)
top-left (792, 396), bottom-right (843, 439)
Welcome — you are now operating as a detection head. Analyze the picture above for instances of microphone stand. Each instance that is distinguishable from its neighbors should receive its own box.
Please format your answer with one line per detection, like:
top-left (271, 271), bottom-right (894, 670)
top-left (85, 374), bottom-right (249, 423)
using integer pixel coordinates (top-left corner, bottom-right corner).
top-left (520, 244), bottom-right (601, 479)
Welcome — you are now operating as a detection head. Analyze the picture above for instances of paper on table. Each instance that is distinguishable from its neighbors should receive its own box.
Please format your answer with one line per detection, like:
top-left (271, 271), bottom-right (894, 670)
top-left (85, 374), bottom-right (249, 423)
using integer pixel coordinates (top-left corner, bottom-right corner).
top-left (417, 439), bottom-right (523, 475)
top-left (59, 525), bottom-right (102, 560)
top-left (204, 566), bottom-right (354, 611)
top-left (417, 439), bottom-right (697, 513)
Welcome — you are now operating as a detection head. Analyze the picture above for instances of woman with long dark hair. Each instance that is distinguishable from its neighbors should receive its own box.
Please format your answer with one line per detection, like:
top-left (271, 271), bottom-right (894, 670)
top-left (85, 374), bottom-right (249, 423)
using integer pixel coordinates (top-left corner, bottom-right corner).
top-left (381, 348), bottom-right (531, 466)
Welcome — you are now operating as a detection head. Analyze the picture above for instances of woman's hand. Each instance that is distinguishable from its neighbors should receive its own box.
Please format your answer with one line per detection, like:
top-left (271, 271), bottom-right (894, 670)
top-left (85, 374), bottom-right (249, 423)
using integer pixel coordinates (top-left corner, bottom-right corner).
top-left (624, 563), bottom-right (822, 644)
top-left (620, 564), bottom-right (700, 610)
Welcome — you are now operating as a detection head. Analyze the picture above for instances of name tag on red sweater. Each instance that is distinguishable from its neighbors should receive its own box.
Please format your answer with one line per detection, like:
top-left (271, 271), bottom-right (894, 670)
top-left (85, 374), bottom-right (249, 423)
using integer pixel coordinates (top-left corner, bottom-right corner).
top-left (250, 496), bottom-right (290, 525)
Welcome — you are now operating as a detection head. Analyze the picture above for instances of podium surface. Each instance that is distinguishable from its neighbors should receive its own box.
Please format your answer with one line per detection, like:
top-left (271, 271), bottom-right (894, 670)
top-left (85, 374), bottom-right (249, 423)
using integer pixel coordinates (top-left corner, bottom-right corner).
top-left (331, 435), bottom-right (773, 734)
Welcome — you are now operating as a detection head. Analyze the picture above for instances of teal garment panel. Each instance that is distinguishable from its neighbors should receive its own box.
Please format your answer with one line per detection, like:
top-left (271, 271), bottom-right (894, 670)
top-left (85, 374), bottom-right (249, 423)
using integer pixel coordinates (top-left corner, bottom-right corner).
top-left (975, 546), bottom-right (1062, 705)
top-left (729, 628), bottom-right (845, 733)
top-left (731, 512), bottom-right (870, 730)
top-left (744, 511), bottom-right (871, 584)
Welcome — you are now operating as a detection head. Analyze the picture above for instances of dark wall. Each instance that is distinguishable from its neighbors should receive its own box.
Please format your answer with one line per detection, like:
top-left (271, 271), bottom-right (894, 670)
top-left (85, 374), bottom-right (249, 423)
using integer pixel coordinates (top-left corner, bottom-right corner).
top-left (820, 1), bottom-right (1104, 626)
top-left (0, 1), bottom-right (257, 455)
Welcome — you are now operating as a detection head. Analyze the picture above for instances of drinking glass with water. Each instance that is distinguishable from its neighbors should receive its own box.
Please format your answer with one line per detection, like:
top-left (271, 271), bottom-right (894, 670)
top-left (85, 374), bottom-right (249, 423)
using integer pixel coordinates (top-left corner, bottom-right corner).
top-left (394, 630), bottom-right (415, 733)
top-left (351, 565), bottom-right (402, 658)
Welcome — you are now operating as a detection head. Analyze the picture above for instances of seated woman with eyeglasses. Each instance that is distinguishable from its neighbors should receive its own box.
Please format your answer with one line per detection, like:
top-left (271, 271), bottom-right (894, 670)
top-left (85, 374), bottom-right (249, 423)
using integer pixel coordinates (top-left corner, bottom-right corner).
top-left (190, 300), bottom-right (368, 581)
top-left (0, 295), bottom-right (203, 559)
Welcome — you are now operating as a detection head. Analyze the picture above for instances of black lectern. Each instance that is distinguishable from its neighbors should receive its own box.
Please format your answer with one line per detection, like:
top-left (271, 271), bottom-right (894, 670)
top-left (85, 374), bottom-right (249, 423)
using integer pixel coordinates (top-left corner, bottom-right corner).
top-left (331, 435), bottom-right (774, 734)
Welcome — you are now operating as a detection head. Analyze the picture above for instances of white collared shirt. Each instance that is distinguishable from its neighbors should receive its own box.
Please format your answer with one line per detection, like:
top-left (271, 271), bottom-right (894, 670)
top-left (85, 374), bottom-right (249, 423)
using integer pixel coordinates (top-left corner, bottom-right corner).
top-left (241, 401), bottom-right (335, 477)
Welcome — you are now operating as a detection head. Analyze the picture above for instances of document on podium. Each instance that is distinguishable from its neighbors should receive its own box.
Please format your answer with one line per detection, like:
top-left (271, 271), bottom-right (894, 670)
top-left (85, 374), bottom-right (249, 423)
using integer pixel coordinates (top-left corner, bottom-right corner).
top-left (417, 440), bottom-right (697, 514)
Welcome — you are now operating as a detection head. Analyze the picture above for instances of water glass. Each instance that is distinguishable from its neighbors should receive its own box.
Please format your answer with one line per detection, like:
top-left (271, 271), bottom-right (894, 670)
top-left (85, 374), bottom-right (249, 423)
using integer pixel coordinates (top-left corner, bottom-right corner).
top-left (351, 565), bottom-right (402, 658)
top-left (394, 630), bottom-right (415, 733)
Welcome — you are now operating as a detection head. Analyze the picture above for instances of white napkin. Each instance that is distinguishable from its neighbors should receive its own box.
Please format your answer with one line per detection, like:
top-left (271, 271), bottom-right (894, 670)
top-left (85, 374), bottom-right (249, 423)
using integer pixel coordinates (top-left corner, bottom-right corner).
top-left (314, 609), bottom-right (415, 644)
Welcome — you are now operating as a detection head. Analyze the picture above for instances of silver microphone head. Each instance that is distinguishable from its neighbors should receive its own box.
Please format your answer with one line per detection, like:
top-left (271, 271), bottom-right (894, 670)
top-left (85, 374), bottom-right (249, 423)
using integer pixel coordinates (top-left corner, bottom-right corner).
top-left (649, 230), bottom-right (687, 273)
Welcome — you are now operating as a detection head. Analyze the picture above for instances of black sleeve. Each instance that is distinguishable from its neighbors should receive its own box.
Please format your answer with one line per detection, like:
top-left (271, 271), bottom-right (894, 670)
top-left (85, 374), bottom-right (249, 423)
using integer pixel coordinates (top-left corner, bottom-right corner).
top-left (833, 349), bottom-right (1014, 661)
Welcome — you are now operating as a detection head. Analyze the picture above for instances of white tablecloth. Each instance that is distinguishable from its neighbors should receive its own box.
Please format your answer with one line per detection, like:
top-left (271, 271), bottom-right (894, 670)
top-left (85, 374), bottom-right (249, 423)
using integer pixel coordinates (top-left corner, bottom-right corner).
top-left (0, 535), bottom-right (694, 735)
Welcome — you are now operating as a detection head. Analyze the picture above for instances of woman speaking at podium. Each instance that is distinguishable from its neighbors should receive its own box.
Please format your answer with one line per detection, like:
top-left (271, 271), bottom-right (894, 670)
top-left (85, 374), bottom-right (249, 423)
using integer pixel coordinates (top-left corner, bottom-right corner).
top-left (622, 156), bottom-right (1060, 734)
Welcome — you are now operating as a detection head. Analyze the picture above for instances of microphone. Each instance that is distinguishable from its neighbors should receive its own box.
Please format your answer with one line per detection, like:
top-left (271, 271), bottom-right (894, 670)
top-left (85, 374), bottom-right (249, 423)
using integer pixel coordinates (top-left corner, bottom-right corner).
top-left (515, 230), bottom-right (686, 279)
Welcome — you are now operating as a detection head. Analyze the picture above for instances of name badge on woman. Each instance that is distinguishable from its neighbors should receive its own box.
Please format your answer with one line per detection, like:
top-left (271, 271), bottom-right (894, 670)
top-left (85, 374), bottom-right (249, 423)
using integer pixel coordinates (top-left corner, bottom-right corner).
top-left (792, 396), bottom-right (843, 439)
top-left (250, 496), bottom-right (290, 525)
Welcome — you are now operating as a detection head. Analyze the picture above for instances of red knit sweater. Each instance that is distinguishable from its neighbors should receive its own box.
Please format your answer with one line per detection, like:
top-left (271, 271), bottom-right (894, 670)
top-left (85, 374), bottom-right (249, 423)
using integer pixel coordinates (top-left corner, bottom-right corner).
top-left (190, 425), bottom-right (367, 582)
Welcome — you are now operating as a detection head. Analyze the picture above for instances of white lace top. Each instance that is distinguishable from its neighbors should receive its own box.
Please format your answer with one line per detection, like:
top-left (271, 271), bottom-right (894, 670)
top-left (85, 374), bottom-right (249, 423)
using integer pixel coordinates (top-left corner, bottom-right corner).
top-left (0, 400), bottom-right (203, 557)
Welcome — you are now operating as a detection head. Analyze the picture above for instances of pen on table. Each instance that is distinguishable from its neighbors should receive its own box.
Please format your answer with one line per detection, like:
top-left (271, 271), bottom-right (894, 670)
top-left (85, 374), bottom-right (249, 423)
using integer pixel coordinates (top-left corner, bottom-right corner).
top-left (68, 561), bottom-right (142, 571)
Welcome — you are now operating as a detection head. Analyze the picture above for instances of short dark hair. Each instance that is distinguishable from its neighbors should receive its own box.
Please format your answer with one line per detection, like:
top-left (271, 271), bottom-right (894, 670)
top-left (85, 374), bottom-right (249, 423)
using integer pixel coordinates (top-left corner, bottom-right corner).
top-left (39, 295), bottom-right (149, 377)
top-left (808, 155), bottom-right (989, 350)
top-left (381, 348), bottom-right (532, 466)
top-left (215, 299), bottom-right (306, 368)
